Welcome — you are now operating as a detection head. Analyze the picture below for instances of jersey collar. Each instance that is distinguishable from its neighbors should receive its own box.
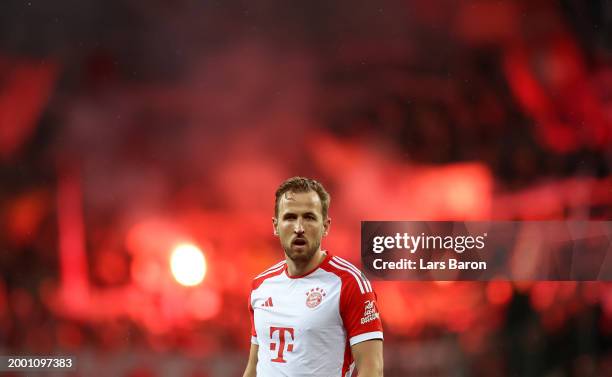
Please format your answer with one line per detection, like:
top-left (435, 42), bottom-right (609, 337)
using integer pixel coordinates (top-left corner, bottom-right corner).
top-left (285, 251), bottom-right (331, 279)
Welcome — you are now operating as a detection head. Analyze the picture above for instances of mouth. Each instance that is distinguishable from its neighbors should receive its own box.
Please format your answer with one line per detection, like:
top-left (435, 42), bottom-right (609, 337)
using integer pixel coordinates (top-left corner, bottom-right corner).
top-left (292, 238), bottom-right (307, 247)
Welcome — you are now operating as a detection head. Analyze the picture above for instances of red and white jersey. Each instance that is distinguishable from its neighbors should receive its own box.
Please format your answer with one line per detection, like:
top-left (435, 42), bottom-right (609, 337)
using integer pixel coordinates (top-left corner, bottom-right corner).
top-left (249, 253), bottom-right (383, 377)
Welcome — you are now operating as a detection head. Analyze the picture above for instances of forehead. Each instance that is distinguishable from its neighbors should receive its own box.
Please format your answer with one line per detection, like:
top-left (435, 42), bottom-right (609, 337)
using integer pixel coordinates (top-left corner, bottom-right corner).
top-left (278, 190), bottom-right (323, 215)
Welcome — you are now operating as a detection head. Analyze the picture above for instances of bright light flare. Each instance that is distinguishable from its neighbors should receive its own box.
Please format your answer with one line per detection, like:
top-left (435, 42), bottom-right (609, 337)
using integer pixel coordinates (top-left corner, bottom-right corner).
top-left (170, 243), bottom-right (206, 286)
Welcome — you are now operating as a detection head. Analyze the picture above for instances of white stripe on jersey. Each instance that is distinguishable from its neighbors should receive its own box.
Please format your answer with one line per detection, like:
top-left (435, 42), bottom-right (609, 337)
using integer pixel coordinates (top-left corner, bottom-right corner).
top-left (345, 362), bottom-right (355, 377)
top-left (329, 260), bottom-right (366, 294)
top-left (349, 331), bottom-right (384, 346)
top-left (332, 256), bottom-right (372, 293)
top-left (261, 260), bottom-right (286, 273)
top-left (255, 262), bottom-right (285, 279)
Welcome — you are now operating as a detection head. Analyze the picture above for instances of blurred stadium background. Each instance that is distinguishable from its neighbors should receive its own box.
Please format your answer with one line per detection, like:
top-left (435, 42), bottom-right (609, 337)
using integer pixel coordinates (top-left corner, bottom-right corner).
top-left (0, 0), bottom-right (610, 376)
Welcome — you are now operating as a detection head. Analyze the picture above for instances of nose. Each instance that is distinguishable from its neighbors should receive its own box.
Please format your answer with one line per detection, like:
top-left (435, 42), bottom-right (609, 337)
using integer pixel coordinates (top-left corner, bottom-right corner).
top-left (294, 219), bottom-right (305, 234)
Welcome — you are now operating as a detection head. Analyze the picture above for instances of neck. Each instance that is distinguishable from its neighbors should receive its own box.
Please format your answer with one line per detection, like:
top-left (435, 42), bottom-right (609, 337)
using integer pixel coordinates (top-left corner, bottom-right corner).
top-left (286, 249), bottom-right (326, 277)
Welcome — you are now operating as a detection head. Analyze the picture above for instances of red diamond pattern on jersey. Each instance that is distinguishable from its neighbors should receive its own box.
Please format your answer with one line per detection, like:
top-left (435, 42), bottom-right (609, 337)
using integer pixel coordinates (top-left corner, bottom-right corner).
top-left (249, 253), bottom-right (383, 377)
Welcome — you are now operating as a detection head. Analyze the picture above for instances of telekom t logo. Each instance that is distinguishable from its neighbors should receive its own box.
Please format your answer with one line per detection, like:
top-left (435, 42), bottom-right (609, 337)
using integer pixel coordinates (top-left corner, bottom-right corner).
top-left (269, 326), bottom-right (294, 363)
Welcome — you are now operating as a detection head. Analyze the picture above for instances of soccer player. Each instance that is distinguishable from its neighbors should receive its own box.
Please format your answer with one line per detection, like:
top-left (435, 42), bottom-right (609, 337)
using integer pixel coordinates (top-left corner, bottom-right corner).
top-left (243, 177), bottom-right (383, 377)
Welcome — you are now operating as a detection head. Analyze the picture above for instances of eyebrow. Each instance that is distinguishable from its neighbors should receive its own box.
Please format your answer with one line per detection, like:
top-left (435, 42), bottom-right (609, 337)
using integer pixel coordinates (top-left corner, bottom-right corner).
top-left (282, 211), bottom-right (318, 218)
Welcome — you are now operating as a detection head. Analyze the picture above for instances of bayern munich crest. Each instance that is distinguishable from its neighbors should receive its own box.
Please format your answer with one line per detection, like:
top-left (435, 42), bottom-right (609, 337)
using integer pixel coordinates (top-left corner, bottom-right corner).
top-left (305, 287), bottom-right (326, 308)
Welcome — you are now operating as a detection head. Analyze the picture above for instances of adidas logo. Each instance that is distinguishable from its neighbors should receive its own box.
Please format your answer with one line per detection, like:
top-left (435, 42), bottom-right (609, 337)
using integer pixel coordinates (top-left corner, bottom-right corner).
top-left (261, 297), bottom-right (273, 307)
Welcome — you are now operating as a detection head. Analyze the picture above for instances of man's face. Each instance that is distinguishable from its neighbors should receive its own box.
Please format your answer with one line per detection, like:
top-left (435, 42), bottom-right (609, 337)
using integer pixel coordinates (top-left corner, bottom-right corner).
top-left (273, 190), bottom-right (330, 264)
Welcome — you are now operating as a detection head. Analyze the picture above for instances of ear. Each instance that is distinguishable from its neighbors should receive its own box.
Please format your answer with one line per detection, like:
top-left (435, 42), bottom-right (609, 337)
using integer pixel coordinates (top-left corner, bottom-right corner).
top-left (272, 217), bottom-right (279, 236)
top-left (323, 217), bottom-right (331, 237)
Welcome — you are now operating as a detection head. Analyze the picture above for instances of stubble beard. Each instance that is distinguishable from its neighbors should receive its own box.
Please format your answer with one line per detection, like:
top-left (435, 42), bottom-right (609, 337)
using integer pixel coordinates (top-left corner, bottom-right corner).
top-left (283, 238), bottom-right (321, 265)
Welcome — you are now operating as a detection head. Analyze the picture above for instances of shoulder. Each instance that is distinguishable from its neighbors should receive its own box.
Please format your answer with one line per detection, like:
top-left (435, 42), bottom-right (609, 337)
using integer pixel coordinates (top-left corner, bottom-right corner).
top-left (322, 255), bottom-right (373, 294)
top-left (252, 259), bottom-right (286, 290)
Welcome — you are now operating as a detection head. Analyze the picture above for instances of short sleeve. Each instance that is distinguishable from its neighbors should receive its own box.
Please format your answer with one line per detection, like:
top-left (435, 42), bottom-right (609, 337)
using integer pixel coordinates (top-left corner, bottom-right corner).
top-left (249, 297), bottom-right (258, 345)
top-left (339, 274), bottom-right (383, 346)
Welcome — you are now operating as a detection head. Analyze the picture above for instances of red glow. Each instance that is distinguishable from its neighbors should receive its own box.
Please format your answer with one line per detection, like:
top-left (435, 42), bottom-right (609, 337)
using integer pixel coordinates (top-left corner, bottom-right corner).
top-left (602, 286), bottom-right (612, 318)
top-left (56, 322), bottom-right (84, 349)
top-left (131, 256), bottom-right (163, 291)
top-left (57, 169), bottom-right (90, 314)
top-left (530, 282), bottom-right (558, 312)
top-left (581, 282), bottom-right (602, 304)
top-left (503, 35), bottom-right (610, 153)
top-left (397, 163), bottom-right (493, 219)
top-left (0, 57), bottom-right (58, 159)
top-left (126, 219), bottom-right (187, 290)
top-left (95, 250), bottom-right (129, 285)
top-left (557, 282), bottom-right (577, 300)
top-left (0, 279), bottom-right (6, 315)
top-left (6, 190), bottom-right (47, 245)
top-left (188, 288), bottom-right (221, 320)
top-left (126, 219), bottom-right (184, 258)
top-left (486, 281), bottom-right (513, 306)
top-left (446, 307), bottom-right (473, 333)
top-left (455, 1), bottom-right (518, 44)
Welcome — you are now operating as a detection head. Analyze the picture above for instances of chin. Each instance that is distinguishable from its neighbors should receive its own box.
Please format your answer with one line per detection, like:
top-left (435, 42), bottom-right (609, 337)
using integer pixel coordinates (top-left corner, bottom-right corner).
top-left (285, 247), bottom-right (316, 262)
